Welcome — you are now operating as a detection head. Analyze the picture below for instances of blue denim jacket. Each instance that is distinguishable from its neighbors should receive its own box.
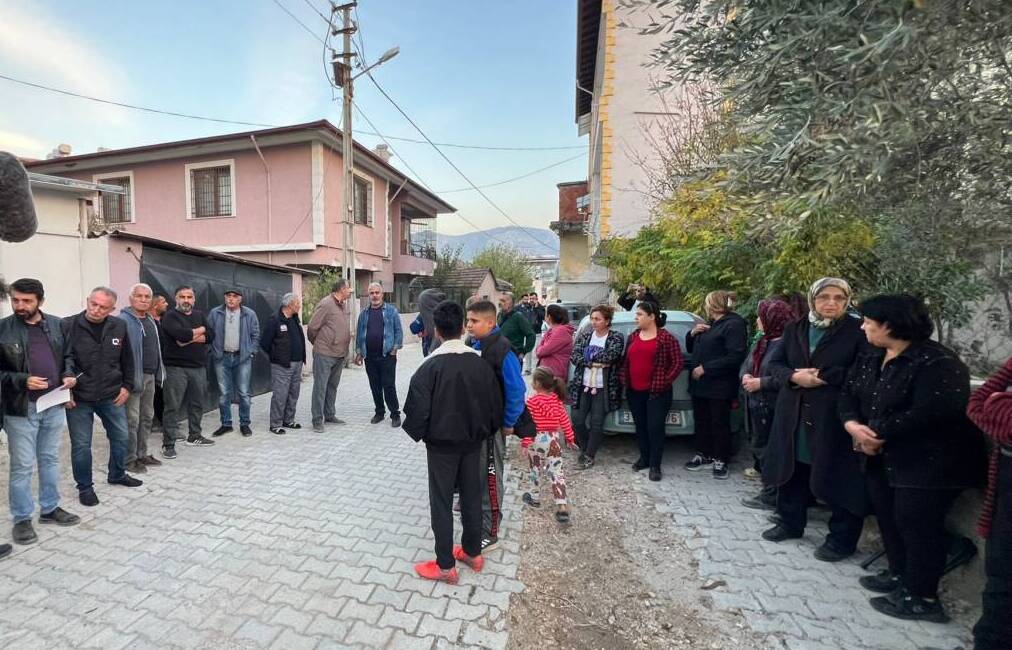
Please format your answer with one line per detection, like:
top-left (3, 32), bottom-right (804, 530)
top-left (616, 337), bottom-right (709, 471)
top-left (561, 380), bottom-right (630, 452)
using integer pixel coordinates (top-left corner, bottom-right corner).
top-left (208, 305), bottom-right (261, 362)
top-left (356, 303), bottom-right (403, 358)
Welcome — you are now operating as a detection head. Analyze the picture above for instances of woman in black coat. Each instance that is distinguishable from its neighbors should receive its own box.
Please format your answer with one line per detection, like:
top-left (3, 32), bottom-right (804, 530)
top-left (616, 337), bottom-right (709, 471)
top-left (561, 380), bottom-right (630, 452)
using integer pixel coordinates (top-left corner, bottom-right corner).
top-left (739, 298), bottom-right (797, 509)
top-left (839, 294), bottom-right (985, 622)
top-left (761, 277), bottom-right (869, 561)
top-left (685, 290), bottom-right (748, 480)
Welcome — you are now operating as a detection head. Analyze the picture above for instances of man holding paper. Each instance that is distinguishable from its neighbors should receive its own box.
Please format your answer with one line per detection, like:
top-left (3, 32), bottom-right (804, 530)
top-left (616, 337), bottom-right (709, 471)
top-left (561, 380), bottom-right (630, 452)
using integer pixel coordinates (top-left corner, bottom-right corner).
top-left (0, 279), bottom-right (81, 547)
top-left (63, 286), bottom-right (142, 507)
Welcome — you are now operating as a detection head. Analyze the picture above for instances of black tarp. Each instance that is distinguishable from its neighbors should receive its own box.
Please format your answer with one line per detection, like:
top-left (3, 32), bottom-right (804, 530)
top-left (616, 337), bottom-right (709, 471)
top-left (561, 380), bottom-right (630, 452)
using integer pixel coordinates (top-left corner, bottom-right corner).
top-left (139, 246), bottom-right (294, 411)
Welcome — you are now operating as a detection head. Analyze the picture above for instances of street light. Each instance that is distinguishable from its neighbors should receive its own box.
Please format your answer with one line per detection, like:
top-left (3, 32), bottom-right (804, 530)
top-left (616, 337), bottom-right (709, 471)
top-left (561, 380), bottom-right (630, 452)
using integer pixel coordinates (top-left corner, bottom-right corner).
top-left (353, 46), bottom-right (399, 80)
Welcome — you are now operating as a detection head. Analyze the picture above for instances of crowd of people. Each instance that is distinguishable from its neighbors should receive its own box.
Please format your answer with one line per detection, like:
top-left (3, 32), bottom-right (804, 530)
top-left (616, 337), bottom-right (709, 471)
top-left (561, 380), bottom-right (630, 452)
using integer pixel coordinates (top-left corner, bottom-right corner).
top-left (1, 273), bottom-right (1010, 647)
top-left (512, 278), bottom-right (1008, 643)
top-left (0, 277), bottom-right (404, 548)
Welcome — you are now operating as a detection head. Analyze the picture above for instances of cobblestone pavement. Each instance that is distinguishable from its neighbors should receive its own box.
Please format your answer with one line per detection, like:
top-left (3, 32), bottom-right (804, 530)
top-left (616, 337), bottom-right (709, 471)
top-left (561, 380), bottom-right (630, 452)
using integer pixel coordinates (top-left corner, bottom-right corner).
top-left (640, 445), bottom-right (975, 650)
top-left (0, 345), bottom-right (524, 650)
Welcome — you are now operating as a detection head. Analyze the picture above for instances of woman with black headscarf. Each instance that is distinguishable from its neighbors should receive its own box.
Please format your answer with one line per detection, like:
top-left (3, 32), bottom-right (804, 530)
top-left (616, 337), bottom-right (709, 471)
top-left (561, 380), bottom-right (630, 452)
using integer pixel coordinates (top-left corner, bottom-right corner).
top-left (739, 299), bottom-right (796, 510)
top-left (761, 277), bottom-right (869, 562)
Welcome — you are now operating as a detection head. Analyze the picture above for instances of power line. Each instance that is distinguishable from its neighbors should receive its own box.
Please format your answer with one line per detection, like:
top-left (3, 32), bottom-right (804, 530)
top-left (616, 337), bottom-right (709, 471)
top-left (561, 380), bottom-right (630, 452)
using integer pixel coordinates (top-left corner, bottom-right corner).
top-left (434, 152), bottom-right (586, 194)
top-left (0, 72), bottom-right (580, 152)
top-left (362, 72), bottom-right (560, 253)
top-left (270, 0), bottom-right (327, 46)
top-left (352, 100), bottom-right (515, 249)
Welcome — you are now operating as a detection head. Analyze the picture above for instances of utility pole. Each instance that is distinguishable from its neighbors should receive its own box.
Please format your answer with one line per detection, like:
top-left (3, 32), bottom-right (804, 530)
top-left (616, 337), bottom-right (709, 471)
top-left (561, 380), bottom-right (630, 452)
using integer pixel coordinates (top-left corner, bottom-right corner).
top-left (332, 2), bottom-right (358, 346)
top-left (329, 2), bottom-right (398, 353)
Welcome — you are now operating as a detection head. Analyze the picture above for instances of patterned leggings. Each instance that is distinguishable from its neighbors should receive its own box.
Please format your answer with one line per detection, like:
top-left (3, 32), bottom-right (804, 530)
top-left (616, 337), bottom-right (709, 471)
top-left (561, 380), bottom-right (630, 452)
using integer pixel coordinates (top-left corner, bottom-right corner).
top-left (526, 431), bottom-right (568, 505)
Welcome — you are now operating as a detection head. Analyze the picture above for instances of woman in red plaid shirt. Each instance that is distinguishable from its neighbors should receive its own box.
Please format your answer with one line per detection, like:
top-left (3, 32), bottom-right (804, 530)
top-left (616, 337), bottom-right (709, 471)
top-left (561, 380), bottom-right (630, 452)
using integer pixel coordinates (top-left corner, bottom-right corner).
top-left (619, 301), bottom-right (684, 481)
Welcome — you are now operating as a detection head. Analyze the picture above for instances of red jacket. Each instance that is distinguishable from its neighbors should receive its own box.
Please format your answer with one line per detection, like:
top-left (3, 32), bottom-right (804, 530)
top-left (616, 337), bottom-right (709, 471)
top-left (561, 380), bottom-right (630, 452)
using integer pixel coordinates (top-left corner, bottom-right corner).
top-left (535, 323), bottom-right (575, 381)
top-left (524, 392), bottom-right (576, 447)
top-left (967, 357), bottom-right (1012, 536)
top-left (619, 328), bottom-right (684, 397)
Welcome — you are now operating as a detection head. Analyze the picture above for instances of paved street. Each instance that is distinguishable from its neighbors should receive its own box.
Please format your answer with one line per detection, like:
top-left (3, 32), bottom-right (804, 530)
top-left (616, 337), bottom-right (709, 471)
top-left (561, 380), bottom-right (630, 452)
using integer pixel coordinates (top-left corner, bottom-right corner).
top-left (0, 345), bottom-right (524, 650)
top-left (0, 342), bottom-right (983, 649)
top-left (642, 450), bottom-right (975, 650)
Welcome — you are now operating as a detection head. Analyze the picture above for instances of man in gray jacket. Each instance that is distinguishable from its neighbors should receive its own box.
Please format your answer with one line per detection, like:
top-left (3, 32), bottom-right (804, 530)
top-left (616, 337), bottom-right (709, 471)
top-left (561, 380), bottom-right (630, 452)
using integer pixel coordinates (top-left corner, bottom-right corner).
top-left (208, 288), bottom-right (260, 438)
top-left (306, 279), bottom-right (351, 432)
top-left (119, 283), bottom-right (164, 474)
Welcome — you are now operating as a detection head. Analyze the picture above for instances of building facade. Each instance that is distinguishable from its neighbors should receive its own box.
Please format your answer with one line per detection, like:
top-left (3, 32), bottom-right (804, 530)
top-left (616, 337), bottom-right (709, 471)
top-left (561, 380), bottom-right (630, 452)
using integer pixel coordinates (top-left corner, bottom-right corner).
top-left (555, 0), bottom-right (680, 304)
top-left (25, 121), bottom-right (454, 312)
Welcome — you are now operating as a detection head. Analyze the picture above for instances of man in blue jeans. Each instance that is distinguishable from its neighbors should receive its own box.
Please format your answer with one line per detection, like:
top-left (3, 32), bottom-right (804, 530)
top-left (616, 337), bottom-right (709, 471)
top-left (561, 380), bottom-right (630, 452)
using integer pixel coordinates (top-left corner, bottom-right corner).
top-left (63, 286), bottom-right (142, 507)
top-left (0, 279), bottom-right (81, 549)
top-left (208, 288), bottom-right (260, 438)
top-left (354, 282), bottom-right (403, 427)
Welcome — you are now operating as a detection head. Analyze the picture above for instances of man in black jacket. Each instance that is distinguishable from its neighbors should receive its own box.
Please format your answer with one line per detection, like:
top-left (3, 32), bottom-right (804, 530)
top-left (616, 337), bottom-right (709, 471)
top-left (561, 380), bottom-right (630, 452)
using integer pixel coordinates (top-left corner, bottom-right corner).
top-left (0, 279), bottom-right (80, 546)
top-left (64, 287), bottom-right (141, 507)
top-left (159, 285), bottom-right (216, 458)
top-left (403, 301), bottom-right (503, 583)
top-left (260, 293), bottom-right (305, 435)
top-left (618, 284), bottom-right (659, 312)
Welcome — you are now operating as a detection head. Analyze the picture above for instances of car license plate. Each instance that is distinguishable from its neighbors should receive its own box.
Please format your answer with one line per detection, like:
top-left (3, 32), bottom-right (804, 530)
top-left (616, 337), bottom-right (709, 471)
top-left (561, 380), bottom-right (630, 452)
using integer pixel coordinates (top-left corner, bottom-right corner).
top-left (620, 411), bottom-right (682, 426)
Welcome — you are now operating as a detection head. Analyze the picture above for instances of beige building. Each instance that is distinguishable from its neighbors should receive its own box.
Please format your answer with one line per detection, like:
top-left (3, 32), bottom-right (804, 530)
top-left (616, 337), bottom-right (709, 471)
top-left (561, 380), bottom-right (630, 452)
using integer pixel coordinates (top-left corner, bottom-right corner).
top-left (555, 0), bottom-right (680, 303)
top-left (0, 173), bottom-right (120, 318)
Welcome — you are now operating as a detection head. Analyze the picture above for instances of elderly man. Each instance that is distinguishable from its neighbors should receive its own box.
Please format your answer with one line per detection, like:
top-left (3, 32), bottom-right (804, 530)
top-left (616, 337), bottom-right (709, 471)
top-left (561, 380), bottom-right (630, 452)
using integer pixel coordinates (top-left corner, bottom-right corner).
top-left (496, 292), bottom-right (535, 363)
top-left (64, 287), bottom-right (141, 507)
top-left (208, 288), bottom-right (260, 438)
top-left (355, 282), bottom-right (403, 427)
top-left (0, 279), bottom-right (80, 547)
top-left (160, 285), bottom-right (216, 458)
top-left (307, 279), bottom-right (351, 432)
top-left (261, 293), bottom-right (306, 435)
top-left (119, 283), bottom-right (164, 474)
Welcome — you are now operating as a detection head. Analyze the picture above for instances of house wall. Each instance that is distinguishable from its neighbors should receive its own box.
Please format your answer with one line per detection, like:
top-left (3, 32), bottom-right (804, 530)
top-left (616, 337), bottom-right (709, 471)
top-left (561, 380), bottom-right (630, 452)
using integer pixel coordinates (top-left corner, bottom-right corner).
top-left (0, 189), bottom-right (109, 319)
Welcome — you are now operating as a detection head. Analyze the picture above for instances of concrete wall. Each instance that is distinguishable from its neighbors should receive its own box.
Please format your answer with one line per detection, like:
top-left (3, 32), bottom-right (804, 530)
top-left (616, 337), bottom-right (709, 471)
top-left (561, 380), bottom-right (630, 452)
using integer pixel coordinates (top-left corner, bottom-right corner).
top-left (0, 189), bottom-right (109, 319)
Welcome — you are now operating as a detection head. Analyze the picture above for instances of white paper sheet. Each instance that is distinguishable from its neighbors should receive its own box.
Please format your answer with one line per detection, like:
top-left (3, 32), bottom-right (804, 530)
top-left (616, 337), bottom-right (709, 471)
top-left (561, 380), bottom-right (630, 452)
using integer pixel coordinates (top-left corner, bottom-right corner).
top-left (35, 386), bottom-right (71, 413)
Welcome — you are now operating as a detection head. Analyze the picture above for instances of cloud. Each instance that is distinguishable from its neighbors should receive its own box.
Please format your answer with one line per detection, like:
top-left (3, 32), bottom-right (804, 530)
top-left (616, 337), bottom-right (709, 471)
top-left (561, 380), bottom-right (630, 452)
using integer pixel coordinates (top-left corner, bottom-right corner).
top-left (0, 129), bottom-right (49, 159)
top-left (0, 3), bottom-right (134, 128)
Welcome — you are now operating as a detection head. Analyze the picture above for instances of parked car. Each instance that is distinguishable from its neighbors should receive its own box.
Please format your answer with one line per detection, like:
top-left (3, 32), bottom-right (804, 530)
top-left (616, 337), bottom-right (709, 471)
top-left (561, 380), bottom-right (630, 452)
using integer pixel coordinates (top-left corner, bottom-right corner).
top-left (572, 309), bottom-right (745, 437)
top-left (557, 301), bottom-right (592, 326)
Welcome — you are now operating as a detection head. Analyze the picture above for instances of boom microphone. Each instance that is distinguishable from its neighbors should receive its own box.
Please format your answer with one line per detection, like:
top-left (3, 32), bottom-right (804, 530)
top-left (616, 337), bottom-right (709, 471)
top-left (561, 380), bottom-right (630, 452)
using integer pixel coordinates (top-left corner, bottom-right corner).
top-left (0, 151), bottom-right (39, 243)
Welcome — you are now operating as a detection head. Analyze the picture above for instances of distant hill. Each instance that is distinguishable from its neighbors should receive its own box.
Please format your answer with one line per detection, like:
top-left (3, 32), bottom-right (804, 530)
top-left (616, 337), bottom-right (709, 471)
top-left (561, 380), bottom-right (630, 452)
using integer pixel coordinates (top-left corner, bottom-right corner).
top-left (433, 226), bottom-right (558, 259)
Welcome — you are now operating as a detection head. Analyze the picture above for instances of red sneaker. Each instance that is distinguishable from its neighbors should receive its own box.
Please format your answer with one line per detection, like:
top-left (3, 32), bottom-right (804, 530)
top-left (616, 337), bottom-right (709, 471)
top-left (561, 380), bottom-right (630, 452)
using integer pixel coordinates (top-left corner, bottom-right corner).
top-left (453, 546), bottom-right (485, 573)
top-left (414, 561), bottom-right (459, 583)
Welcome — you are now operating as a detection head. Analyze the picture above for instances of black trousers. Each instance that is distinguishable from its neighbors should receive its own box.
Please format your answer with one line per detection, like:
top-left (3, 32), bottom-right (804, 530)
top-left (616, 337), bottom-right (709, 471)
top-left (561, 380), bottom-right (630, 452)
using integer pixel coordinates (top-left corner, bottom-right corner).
top-left (427, 445), bottom-right (482, 570)
top-left (865, 459), bottom-right (959, 597)
top-left (365, 354), bottom-right (399, 417)
top-left (572, 390), bottom-right (608, 458)
top-left (777, 461), bottom-right (864, 552)
top-left (627, 389), bottom-right (672, 470)
top-left (692, 397), bottom-right (733, 463)
top-left (974, 452), bottom-right (1012, 649)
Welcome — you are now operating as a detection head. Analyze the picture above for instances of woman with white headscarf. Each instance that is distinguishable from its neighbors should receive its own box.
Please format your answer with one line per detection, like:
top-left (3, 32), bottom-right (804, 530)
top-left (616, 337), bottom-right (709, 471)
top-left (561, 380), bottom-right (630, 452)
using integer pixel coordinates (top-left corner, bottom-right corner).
top-left (761, 278), bottom-right (870, 562)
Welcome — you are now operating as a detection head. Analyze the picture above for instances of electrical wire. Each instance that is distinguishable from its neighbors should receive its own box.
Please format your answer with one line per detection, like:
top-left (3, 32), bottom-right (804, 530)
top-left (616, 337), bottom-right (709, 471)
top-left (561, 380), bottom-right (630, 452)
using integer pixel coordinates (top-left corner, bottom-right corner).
top-left (0, 72), bottom-right (580, 152)
top-left (352, 101), bottom-right (516, 249)
top-left (270, 0), bottom-right (327, 46)
top-left (434, 152), bottom-right (586, 194)
top-left (362, 72), bottom-right (560, 253)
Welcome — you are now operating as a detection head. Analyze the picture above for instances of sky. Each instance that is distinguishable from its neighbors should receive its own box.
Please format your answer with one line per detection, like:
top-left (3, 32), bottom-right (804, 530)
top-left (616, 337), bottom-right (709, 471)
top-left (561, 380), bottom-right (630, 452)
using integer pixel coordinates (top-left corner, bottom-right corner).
top-left (0, 0), bottom-right (587, 237)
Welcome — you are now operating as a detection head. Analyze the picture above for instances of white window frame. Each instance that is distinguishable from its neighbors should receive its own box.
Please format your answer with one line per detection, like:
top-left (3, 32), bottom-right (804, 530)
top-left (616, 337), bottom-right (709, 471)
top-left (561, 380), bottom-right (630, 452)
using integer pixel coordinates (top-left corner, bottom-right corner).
top-left (352, 171), bottom-right (375, 227)
top-left (184, 159), bottom-right (237, 219)
top-left (93, 170), bottom-right (135, 224)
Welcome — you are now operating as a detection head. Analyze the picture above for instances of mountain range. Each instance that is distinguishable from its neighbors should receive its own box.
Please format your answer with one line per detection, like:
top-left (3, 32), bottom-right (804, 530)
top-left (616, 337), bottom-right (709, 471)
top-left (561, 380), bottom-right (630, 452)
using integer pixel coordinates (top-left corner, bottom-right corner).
top-left (433, 226), bottom-right (559, 259)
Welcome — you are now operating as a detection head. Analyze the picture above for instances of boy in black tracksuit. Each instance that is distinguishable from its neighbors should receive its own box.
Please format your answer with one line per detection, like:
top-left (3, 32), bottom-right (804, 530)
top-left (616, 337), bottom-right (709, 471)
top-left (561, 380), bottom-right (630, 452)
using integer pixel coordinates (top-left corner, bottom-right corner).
top-left (403, 301), bottom-right (503, 583)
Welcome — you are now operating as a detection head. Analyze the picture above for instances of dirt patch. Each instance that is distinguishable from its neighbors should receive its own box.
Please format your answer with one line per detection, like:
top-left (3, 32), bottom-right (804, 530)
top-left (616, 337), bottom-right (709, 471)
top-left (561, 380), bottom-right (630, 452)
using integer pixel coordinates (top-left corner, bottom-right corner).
top-left (506, 438), bottom-right (770, 650)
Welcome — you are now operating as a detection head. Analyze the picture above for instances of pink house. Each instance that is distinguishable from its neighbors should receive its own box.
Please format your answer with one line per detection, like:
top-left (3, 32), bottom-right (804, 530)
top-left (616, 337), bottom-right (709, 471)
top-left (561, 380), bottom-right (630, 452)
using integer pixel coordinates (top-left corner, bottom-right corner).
top-left (25, 120), bottom-right (453, 310)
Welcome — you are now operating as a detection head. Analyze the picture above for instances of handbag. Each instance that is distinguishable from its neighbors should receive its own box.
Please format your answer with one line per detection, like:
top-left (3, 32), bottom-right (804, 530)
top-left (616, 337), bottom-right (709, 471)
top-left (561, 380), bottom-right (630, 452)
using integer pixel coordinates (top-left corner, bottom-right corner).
top-left (513, 406), bottom-right (537, 439)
